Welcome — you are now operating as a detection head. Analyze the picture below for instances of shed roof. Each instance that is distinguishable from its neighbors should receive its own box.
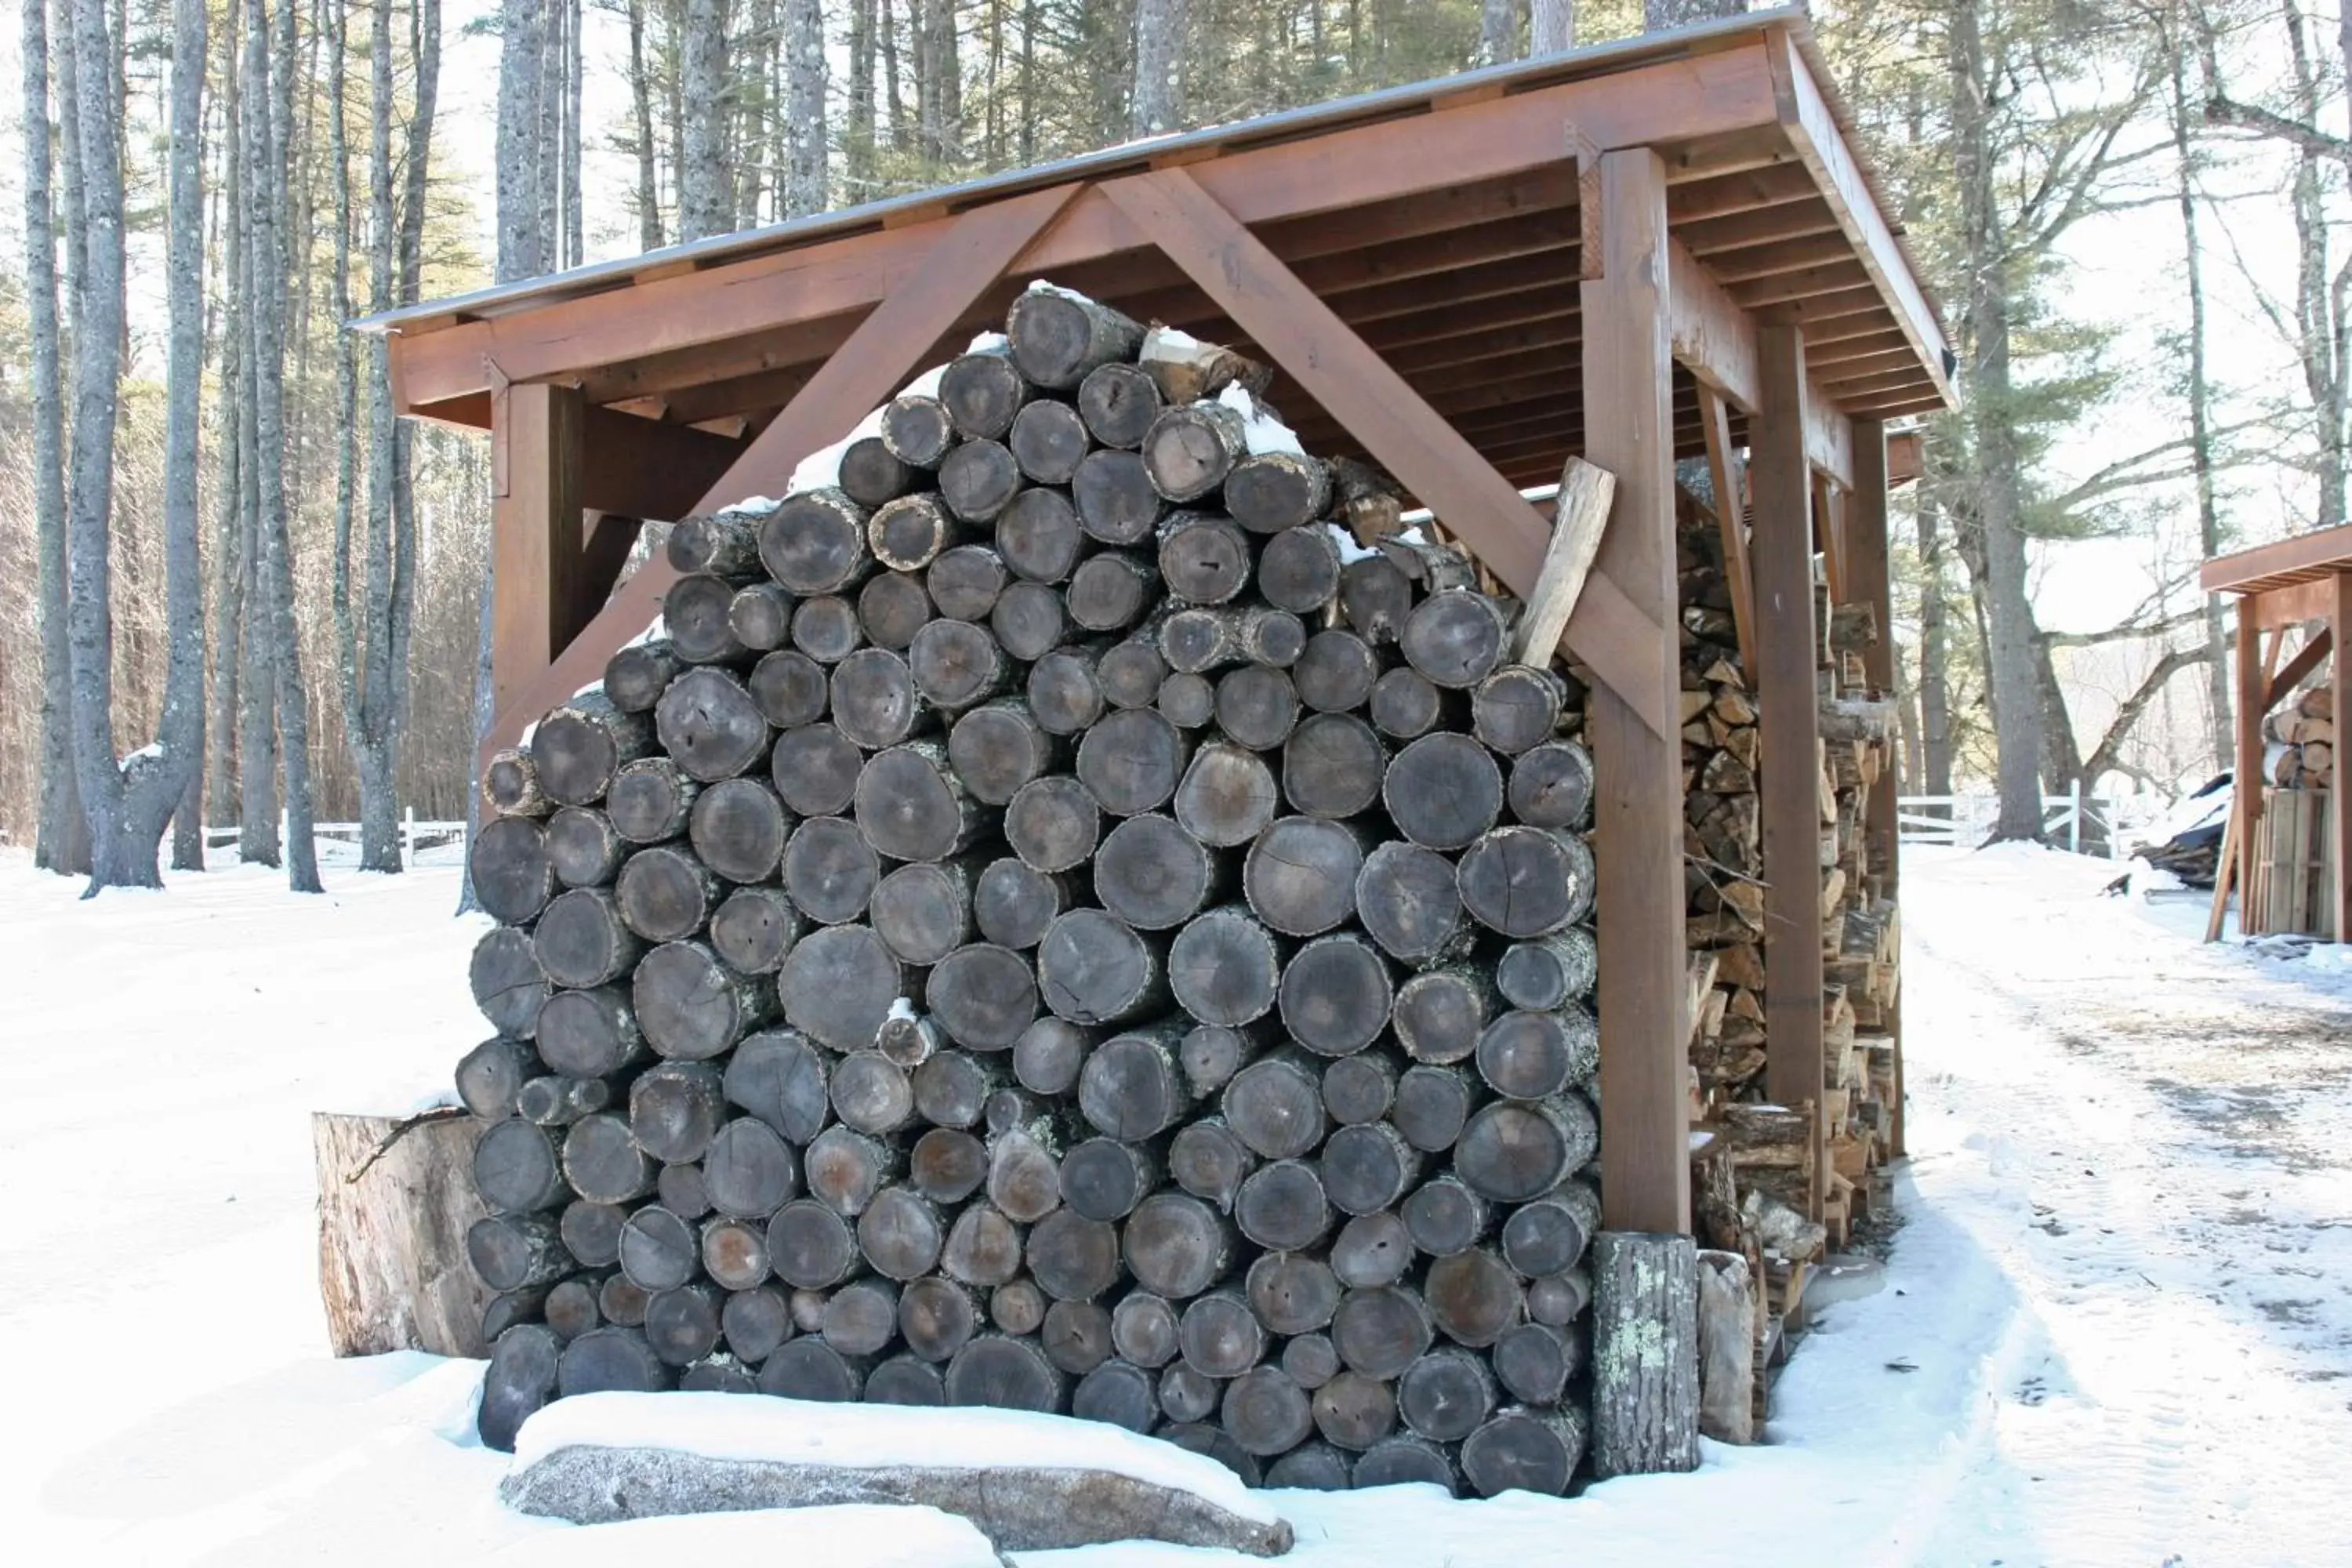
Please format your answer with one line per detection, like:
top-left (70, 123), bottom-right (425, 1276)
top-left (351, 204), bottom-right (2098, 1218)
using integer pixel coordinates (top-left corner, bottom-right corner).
top-left (2201, 523), bottom-right (2352, 598)
top-left (373, 8), bottom-right (1951, 499)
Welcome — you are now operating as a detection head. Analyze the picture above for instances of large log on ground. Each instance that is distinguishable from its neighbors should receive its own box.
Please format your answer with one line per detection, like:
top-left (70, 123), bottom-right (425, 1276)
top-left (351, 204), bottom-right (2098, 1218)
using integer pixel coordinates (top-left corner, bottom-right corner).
top-left (1590, 1231), bottom-right (1700, 1478)
top-left (315, 1110), bottom-right (491, 1358)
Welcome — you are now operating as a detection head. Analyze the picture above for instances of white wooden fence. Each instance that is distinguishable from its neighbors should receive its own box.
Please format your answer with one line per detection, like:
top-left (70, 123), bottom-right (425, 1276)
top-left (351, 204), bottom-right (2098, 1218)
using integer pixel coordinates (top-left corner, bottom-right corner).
top-left (1897, 785), bottom-right (2170, 858)
top-left (201, 808), bottom-right (467, 860)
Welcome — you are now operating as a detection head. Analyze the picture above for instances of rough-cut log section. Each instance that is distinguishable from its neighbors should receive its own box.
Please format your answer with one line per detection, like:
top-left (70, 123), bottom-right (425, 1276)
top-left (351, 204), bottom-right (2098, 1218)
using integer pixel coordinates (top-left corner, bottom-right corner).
top-left (1038, 909), bottom-right (1162, 1025)
top-left (1525, 1269), bottom-right (1592, 1329)
top-left (1321, 1051), bottom-right (1399, 1127)
top-left (1457, 826), bottom-right (1595, 938)
top-left (1401, 1174), bottom-right (1490, 1256)
top-left (616, 1205), bottom-right (699, 1291)
top-left (689, 777), bottom-right (791, 883)
top-left (858, 1187), bottom-right (947, 1281)
top-left (478, 1323), bottom-right (562, 1450)
top-left (929, 943), bottom-right (1042, 1051)
top-left (1158, 514), bottom-right (1254, 606)
top-left (1169, 1117), bottom-right (1258, 1210)
top-left (1352, 1435), bottom-right (1455, 1491)
top-left (939, 440), bottom-right (1023, 524)
top-left (991, 1279), bottom-right (1048, 1334)
top-left (470, 929), bottom-right (550, 1040)
top-left (1123, 1192), bottom-right (1236, 1299)
top-left (559, 1324), bottom-right (676, 1396)
top-left (870, 862), bottom-right (974, 966)
top-left (971, 860), bottom-right (1063, 953)
top-left (1160, 606), bottom-right (1305, 673)
top-left (927, 546), bottom-right (1009, 622)
top-left (1330, 1213), bottom-right (1411, 1293)
top-left (659, 1163), bottom-right (711, 1220)
top-left (1383, 733), bottom-right (1504, 852)
top-left (1322, 1121), bottom-right (1421, 1216)
top-left (865, 1355), bottom-right (946, 1405)
top-left (724, 1029), bottom-right (831, 1145)
top-left (615, 845), bottom-right (718, 943)
top-left (779, 924), bottom-right (902, 1052)
top-left (474, 1118), bottom-right (570, 1214)
top-left (1400, 592), bottom-right (1512, 690)
top-left (1399, 1346), bottom-right (1497, 1443)
top-left (1008, 400), bottom-right (1092, 485)
top-left (1283, 714), bottom-right (1386, 820)
top-left (668, 511), bottom-right (764, 576)
top-left (1222, 1053), bottom-right (1329, 1161)
top-left (1073, 449), bottom-right (1166, 546)
top-left (1471, 664), bottom-right (1564, 755)
top-left (1494, 1322), bottom-right (1577, 1407)
top-left (1001, 775), bottom-right (1097, 873)
top-left (544, 806), bottom-right (630, 889)
top-left (599, 1275), bottom-right (651, 1328)
top-left (1066, 552), bottom-right (1155, 633)
top-left (1341, 557), bottom-right (1414, 645)
top-left (1499, 1183), bottom-right (1599, 1279)
top-left (655, 668), bottom-right (771, 784)
top-left (996, 489), bottom-right (1087, 586)
top-left (1236, 1160), bottom-right (1334, 1251)
top-left (1011, 1018), bottom-right (1091, 1097)
top-left (771, 725), bottom-right (864, 819)
top-left (1312, 1370), bottom-right (1399, 1451)
top-left (1008, 289), bottom-right (1144, 390)
top-left (1367, 669), bottom-right (1453, 741)
top-left (1057, 1137), bottom-right (1156, 1222)
top-left (1243, 816), bottom-right (1363, 938)
top-left (645, 1281), bottom-right (724, 1365)
top-left (940, 350), bottom-right (1032, 440)
top-left (946, 1334), bottom-right (1066, 1412)
top-left (1026, 648), bottom-right (1105, 736)
top-left (1157, 1362), bottom-right (1221, 1424)
top-left (782, 815), bottom-right (880, 926)
top-left (471, 815), bottom-right (557, 925)
top-left (1093, 813), bottom-right (1217, 930)
top-left (1454, 1097), bottom-right (1598, 1203)
top-left (898, 1275), bottom-right (982, 1362)
top-left (1425, 1247), bottom-right (1523, 1348)
top-left (1247, 1252), bottom-right (1341, 1338)
top-left (858, 570), bottom-right (935, 651)
top-left (1475, 1006), bottom-right (1599, 1100)
top-left (1265, 1440), bottom-right (1352, 1490)
top-left (1158, 672), bottom-right (1216, 728)
top-left (668, 580), bottom-right (748, 672)
top-left (1257, 526), bottom-right (1341, 613)
top-left (1199, 666), bottom-right (1290, 753)
top-left (942, 1203), bottom-right (1025, 1287)
top-left (1078, 362), bottom-right (1162, 449)
top-left (988, 1132), bottom-right (1065, 1225)
top-left (728, 582), bottom-right (798, 652)
top-left (869, 493), bottom-right (964, 572)
top-left (791, 595), bottom-right (867, 663)
top-left (457, 1035), bottom-right (537, 1120)
top-left (1105, 1294), bottom-right (1176, 1371)
top-left (1494, 927), bottom-right (1599, 1011)
top-left (604, 639), bottom-right (683, 714)
top-left (484, 748), bottom-right (547, 818)
top-left (760, 1338), bottom-right (868, 1402)
top-left (709, 887), bottom-right (801, 975)
top-left (1073, 1359), bottom-right (1158, 1432)
top-left (1291, 630), bottom-right (1380, 716)
top-left (1225, 452), bottom-right (1330, 535)
top-left (704, 1116), bottom-right (800, 1218)
top-left (608, 758), bottom-right (697, 844)
top-left (839, 434), bottom-right (916, 508)
top-left (1461, 1408), bottom-right (1585, 1498)
top-left (829, 1052), bottom-right (918, 1136)
top-left (628, 1062), bottom-right (725, 1163)
top-left (940, 704), bottom-right (1051, 815)
top-left (826, 648), bottom-right (922, 753)
top-left (466, 1212), bottom-right (572, 1296)
top-left (1179, 1290), bottom-right (1266, 1379)
top-left (517, 1075), bottom-right (611, 1127)
top-left (1591, 1232), bottom-right (1700, 1478)
top-left (546, 1275), bottom-right (605, 1341)
top-left (910, 618), bottom-right (1010, 713)
top-left (1078, 1023), bottom-right (1194, 1140)
top-left (1143, 401), bottom-right (1247, 503)
top-left (747, 652), bottom-right (829, 731)
top-left (1098, 640), bottom-right (1169, 710)
top-left (536, 986), bottom-right (645, 1079)
top-left (1355, 842), bottom-right (1465, 965)
top-left (768, 1199), bottom-right (859, 1289)
top-left (1178, 1023), bottom-right (1256, 1102)
top-left (699, 1216), bottom-right (771, 1290)
top-left (536, 698), bottom-right (659, 812)
top-left (881, 393), bottom-right (954, 467)
top-left (634, 940), bottom-right (772, 1061)
top-left (760, 488), bottom-right (873, 596)
top-left (1506, 739), bottom-right (1594, 830)
top-left (1391, 1065), bottom-right (1473, 1153)
top-left (1027, 1209), bottom-right (1123, 1302)
top-left (1280, 933), bottom-right (1394, 1058)
top-left (719, 1283), bottom-right (790, 1362)
top-left (1331, 1284), bottom-right (1435, 1381)
top-left (910, 1127), bottom-right (990, 1203)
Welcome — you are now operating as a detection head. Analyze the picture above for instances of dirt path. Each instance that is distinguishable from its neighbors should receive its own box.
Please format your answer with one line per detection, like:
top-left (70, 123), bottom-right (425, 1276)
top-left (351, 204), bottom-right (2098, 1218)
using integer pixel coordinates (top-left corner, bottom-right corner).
top-left (1900, 847), bottom-right (2352, 1566)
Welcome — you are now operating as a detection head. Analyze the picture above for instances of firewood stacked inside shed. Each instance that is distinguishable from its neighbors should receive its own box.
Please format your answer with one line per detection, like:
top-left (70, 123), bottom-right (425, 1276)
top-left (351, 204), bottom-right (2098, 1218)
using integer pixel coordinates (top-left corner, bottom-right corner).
top-left (2265, 686), bottom-right (2336, 791)
top-left (456, 283), bottom-right (1603, 1500)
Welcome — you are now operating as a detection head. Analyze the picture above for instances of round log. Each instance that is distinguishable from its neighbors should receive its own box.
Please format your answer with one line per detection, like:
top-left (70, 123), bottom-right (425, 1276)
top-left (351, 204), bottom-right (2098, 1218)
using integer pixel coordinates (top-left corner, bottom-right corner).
top-left (1111, 1293), bottom-right (1180, 1370)
top-left (457, 1035), bottom-right (538, 1120)
top-left (1225, 451), bottom-right (1330, 535)
top-left (1098, 637), bottom-right (1170, 709)
top-left (839, 434), bottom-right (916, 508)
top-left (1173, 742), bottom-right (1277, 848)
top-left (1311, 1370), bottom-right (1399, 1452)
top-left (1462, 1407), bottom-right (1585, 1498)
top-left (771, 724), bottom-right (865, 818)
top-left (1399, 1346), bottom-right (1497, 1442)
top-left (1178, 1290), bottom-right (1265, 1379)
top-left (1257, 524), bottom-right (1341, 612)
top-left (946, 1334), bottom-right (1065, 1412)
top-left (858, 1187), bottom-right (947, 1281)
top-left (1073, 448), bottom-right (1165, 545)
top-left (1290, 629), bottom-right (1378, 713)
top-left (1355, 1434), bottom-right (1457, 1492)
top-left (828, 647), bottom-right (923, 750)
top-left (560, 1324), bottom-right (676, 1397)
top-left (709, 886), bottom-right (801, 975)
top-left (1475, 1005), bottom-right (1599, 1100)
top-left (939, 438), bottom-right (1023, 524)
top-left (470, 930), bottom-right (550, 1042)
top-left (779, 924), bottom-right (902, 1052)
top-left (546, 1276), bottom-right (606, 1341)
top-left (1354, 840), bottom-right (1465, 965)
top-left (724, 1029), bottom-right (831, 1145)
top-left (976, 858), bottom-right (1067, 950)
top-left (991, 579), bottom-right (1069, 660)
top-left (1077, 361), bottom-right (1162, 448)
top-left (1007, 398), bottom-right (1092, 485)
top-left (1508, 738), bottom-right (1595, 829)
top-left (1095, 813), bottom-right (1218, 930)
top-left (689, 776), bottom-right (793, 883)
top-left (1454, 1096), bottom-right (1598, 1203)
top-left (858, 569), bottom-right (935, 652)
top-left (781, 814), bottom-right (880, 925)
top-left (909, 618), bottom-right (1010, 713)
top-left (668, 510), bottom-right (764, 575)
top-left (598, 1274), bottom-right (652, 1329)
top-left (805, 1123), bottom-right (904, 1218)
top-left (1158, 513), bottom-right (1254, 605)
top-left (1057, 1136), bottom-right (1156, 1223)
top-left (760, 488), bottom-right (873, 595)
top-left (1400, 591), bottom-right (1510, 689)
top-left (664, 572), bottom-right (751, 665)
top-left (1499, 1181), bottom-right (1600, 1278)
top-left (1283, 1332), bottom-right (1341, 1390)
top-left (1221, 1052), bottom-right (1328, 1161)
top-left (1265, 1440), bottom-right (1353, 1490)
top-left (1247, 1251), bottom-right (1341, 1338)
top-left (1008, 288), bottom-right (1143, 388)
top-left (1036, 909), bottom-right (1162, 1025)
top-left (629, 1061), bottom-right (726, 1163)
top-left (1142, 400), bottom-right (1246, 503)
top-left (1367, 668), bottom-right (1453, 742)
top-left (1004, 775), bottom-right (1101, 873)
top-left (871, 861), bottom-right (974, 966)
top-left (543, 806), bottom-right (630, 889)
top-left (882, 392), bottom-right (955, 466)
top-left (474, 1119), bottom-right (571, 1213)
top-left (1472, 663), bottom-right (1565, 754)
top-left (1382, 733), bottom-right (1504, 852)
top-left (703, 1116), bottom-right (800, 1218)
top-left (1026, 646), bottom-right (1106, 736)
top-left (1157, 605), bottom-right (1305, 673)
top-left (942, 1203), bottom-right (1025, 1287)
top-left (1123, 1192), bottom-right (1236, 1299)
top-left (483, 748), bottom-right (547, 819)
top-left (1077, 1023), bottom-right (1194, 1140)
top-left (1243, 815), bottom-right (1363, 938)
top-left (645, 1281), bottom-right (726, 1367)
top-left (1167, 1117), bottom-right (1258, 1210)
top-left (477, 1323), bottom-right (561, 1450)
top-left (535, 986), bottom-right (644, 1079)
top-left (1073, 1359), bottom-right (1159, 1432)
top-left (700, 1216), bottom-right (771, 1291)
top-left (1007, 1019), bottom-right (1089, 1099)
top-left (1280, 933), bottom-right (1394, 1058)
top-left (1457, 826), bottom-right (1595, 938)
top-left (468, 1212), bottom-right (574, 1293)
top-left (1213, 665), bottom-right (1301, 750)
top-left (996, 485), bottom-right (1087, 583)
top-left (1321, 1051), bottom-right (1399, 1127)
top-left (635, 939), bottom-right (772, 1061)
top-left (898, 1275), bottom-right (982, 1363)
top-left (1401, 1174), bottom-right (1490, 1258)
top-left (768, 1199), bottom-right (860, 1289)
top-left (617, 1205), bottom-right (699, 1291)
top-left (1156, 671), bottom-right (1215, 728)
top-left (1157, 1363), bottom-right (1224, 1425)
top-left (1181, 1022), bottom-right (1258, 1098)
top-left (990, 1279), bottom-right (1048, 1335)
top-left (748, 651), bottom-right (830, 732)
top-left (655, 667), bottom-right (771, 783)
top-left (719, 1284), bottom-right (792, 1363)
top-left (614, 844), bottom-right (717, 942)
top-left (790, 594), bottom-right (866, 663)
top-left (1321, 1120), bottom-right (1421, 1216)
top-left (987, 1131), bottom-right (1065, 1225)
top-left (1330, 1214), bottom-right (1414, 1294)
top-left (866, 1354), bottom-right (947, 1405)
top-left (516, 1073), bottom-right (610, 1127)
top-left (728, 581), bottom-right (799, 652)
top-left (1494, 927), bottom-right (1599, 1011)
top-left (1526, 1267), bottom-right (1592, 1328)
top-left (927, 543), bottom-right (1009, 621)
top-left (1341, 557), bottom-right (1414, 644)
top-left (829, 1051), bottom-right (917, 1136)
top-left (940, 350), bottom-right (1032, 440)
top-left (1331, 1286), bottom-right (1433, 1381)
top-left (869, 492), bottom-right (964, 572)
top-left (928, 942), bottom-right (1042, 1051)
top-left (1065, 551), bottom-right (1155, 633)
top-left (1392, 967), bottom-right (1492, 1066)
top-left (758, 1338), bottom-right (869, 1402)
top-left (604, 638), bottom-right (684, 714)
top-left (1027, 1209), bottom-right (1123, 1302)
top-left (659, 1161), bottom-right (713, 1220)
top-left (1236, 1159), bottom-right (1334, 1250)
top-left (470, 815), bottom-right (556, 925)
top-left (910, 1127), bottom-right (990, 1204)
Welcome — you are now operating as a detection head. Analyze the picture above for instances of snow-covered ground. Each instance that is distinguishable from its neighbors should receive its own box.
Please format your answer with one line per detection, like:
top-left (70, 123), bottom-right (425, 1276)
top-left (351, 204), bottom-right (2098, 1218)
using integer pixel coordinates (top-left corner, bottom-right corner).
top-left (4, 842), bottom-right (2350, 1566)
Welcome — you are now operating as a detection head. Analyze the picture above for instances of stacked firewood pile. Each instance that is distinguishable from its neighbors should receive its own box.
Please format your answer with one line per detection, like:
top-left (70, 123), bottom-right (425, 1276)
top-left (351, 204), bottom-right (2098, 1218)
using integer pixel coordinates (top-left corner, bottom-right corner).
top-left (2265, 687), bottom-right (2335, 790)
top-left (456, 285), bottom-right (1604, 1500)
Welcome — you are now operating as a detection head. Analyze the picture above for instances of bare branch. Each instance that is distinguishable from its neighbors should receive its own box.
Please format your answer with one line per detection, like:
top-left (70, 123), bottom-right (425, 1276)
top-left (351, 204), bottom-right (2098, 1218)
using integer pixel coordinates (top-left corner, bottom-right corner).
top-left (2204, 96), bottom-right (2352, 163)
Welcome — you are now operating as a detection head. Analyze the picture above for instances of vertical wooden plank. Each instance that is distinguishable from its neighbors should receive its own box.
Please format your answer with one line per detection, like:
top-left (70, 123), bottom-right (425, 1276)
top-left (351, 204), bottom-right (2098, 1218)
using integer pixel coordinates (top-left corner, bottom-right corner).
top-left (2335, 575), bottom-right (2351, 944)
top-left (1849, 419), bottom-right (1902, 1156)
top-left (492, 382), bottom-right (586, 718)
top-left (1697, 387), bottom-right (1758, 679)
top-left (1813, 472), bottom-right (1846, 606)
top-left (1578, 147), bottom-right (1691, 1236)
top-left (1752, 322), bottom-right (1827, 1219)
top-left (2235, 614), bottom-right (2264, 935)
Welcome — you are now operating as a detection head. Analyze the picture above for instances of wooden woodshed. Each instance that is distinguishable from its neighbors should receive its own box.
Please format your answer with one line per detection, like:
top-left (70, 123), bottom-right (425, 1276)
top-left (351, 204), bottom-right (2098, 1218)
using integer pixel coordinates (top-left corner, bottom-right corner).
top-left (365, 6), bottom-right (1950, 1467)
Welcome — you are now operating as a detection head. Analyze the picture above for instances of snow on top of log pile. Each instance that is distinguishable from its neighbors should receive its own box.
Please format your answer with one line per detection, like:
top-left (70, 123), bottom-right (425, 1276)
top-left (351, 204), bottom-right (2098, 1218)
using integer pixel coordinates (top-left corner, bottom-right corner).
top-left (509, 1391), bottom-right (1283, 1526)
top-left (1218, 382), bottom-right (1305, 457)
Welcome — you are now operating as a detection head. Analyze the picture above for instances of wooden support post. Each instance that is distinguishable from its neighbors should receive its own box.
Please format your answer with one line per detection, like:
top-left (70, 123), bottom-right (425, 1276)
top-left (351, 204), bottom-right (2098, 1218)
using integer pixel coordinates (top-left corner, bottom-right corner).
top-left (1813, 471), bottom-right (1846, 606)
top-left (1578, 148), bottom-right (1692, 1236)
top-left (1752, 322), bottom-right (1827, 1217)
top-left (2334, 574), bottom-right (2351, 942)
top-left (2236, 610), bottom-right (2264, 935)
top-left (1850, 419), bottom-right (1901, 1156)
top-left (492, 382), bottom-right (587, 717)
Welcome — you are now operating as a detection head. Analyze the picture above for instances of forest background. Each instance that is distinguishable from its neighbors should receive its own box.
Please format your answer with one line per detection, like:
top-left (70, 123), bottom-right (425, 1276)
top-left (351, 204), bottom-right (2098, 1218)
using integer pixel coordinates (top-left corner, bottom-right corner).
top-left (1, 0), bottom-right (2347, 887)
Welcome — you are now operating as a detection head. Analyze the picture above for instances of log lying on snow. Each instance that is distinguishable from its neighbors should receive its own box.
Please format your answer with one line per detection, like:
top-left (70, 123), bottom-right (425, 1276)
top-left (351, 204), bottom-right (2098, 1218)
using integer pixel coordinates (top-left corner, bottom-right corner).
top-left (452, 280), bottom-right (1616, 1495)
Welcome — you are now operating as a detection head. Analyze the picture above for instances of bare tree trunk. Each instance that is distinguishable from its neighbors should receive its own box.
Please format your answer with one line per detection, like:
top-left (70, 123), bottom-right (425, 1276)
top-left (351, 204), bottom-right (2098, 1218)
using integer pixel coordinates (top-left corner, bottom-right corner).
top-left (882, 0), bottom-right (906, 153)
top-left (565, 0), bottom-right (583, 267)
top-left (2161, 52), bottom-right (2230, 771)
top-left (1644, 0), bottom-right (1739, 30)
top-left (1131, 0), bottom-right (1185, 137)
top-left (629, 0), bottom-right (661, 249)
top-left (497, 0), bottom-right (546, 280)
top-left (2281, 2), bottom-right (2348, 526)
top-left (1915, 492), bottom-right (1955, 797)
top-left (680, 0), bottom-right (729, 239)
top-left (1951, 0), bottom-right (2046, 840)
top-left (926, 0), bottom-right (959, 163)
top-left (235, 132), bottom-right (278, 869)
top-left (163, 0), bottom-right (212, 875)
top-left (1531, 0), bottom-right (1572, 53)
top-left (24, 0), bottom-right (88, 877)
top-left (205, 22), bottom-right (246, 839)
top-left (1015, 0), bottom-right (1035, 165)
top-left (538, 0), bottom-right (563, 264)
top-left (785, 0), bottom-right (827, 215)
top-left (1479, 0), bottom-right (1517, 64)
top-left (848, 0), bottom-right (875, 194)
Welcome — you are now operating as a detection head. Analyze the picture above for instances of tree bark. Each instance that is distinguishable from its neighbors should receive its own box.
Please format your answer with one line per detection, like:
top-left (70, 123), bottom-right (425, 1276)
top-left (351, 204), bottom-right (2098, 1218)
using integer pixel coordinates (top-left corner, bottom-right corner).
top-left (2168, 47), bottom-right (2230, 772)
top-left (498, 0), bottom-right (545, 279)
top-left (786, 0), bottom-right (827, 216)
top-left (1531, 0), bottom-right (1573, 53)
top-left (680, 0), bottom-right (729, 238)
